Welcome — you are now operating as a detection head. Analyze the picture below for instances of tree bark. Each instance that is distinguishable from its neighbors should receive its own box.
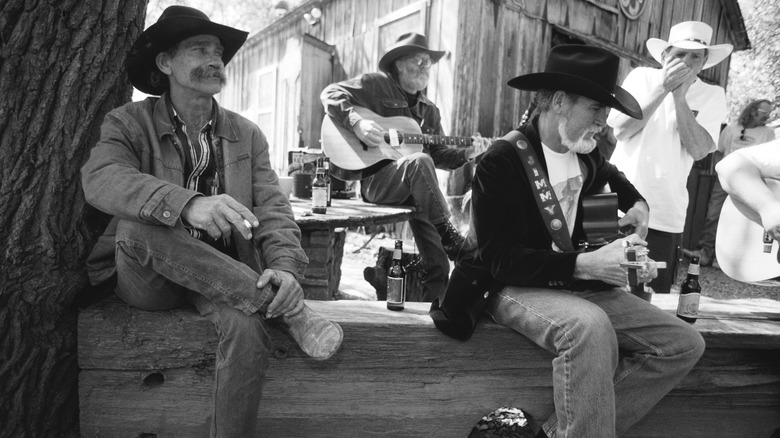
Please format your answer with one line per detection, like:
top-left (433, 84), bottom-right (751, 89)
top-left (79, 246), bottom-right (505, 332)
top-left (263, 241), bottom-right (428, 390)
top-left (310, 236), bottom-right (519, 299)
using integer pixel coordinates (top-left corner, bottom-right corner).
top-left (0, 1), bottom-right (147, 436)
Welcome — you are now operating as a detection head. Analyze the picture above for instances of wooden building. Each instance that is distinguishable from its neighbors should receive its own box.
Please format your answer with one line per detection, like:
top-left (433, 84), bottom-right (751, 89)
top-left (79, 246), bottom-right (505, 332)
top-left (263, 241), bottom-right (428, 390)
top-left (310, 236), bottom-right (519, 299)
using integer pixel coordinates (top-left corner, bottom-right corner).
top-left (221, 0), bottom-right (748, 169)
top-left (219, 0), bottom-right (750, 244)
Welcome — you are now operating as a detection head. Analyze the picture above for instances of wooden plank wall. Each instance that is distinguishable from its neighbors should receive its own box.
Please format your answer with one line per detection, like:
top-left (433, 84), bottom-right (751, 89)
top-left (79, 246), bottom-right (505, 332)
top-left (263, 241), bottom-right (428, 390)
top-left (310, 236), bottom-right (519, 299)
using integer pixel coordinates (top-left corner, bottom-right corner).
top-left (221, 0), bottom-right (426, 168)
top-left (450, 0), bottom-right (742, 140)
top-left (220, 0), bottom-right (745, 184)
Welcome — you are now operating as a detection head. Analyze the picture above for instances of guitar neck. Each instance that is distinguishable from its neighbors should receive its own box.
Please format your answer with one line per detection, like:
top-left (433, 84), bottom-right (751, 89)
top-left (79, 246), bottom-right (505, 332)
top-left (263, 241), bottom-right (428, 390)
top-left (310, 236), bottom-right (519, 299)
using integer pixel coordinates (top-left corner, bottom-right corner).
top-left (403, 133), bottom-right (473, 147)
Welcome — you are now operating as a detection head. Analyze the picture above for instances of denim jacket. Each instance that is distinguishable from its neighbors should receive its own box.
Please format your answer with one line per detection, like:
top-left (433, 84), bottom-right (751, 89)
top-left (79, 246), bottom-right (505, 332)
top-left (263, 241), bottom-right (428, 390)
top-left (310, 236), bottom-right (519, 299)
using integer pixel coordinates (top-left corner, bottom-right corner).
top-left (81, 95), bottom-right (308, 285)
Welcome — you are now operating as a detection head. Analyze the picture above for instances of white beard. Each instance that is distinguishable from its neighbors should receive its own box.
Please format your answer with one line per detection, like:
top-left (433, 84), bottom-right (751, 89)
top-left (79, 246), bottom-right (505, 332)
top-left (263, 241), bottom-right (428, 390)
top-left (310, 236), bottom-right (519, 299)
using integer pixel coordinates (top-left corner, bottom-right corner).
top-left (558, 117), bottom-right (599, 154)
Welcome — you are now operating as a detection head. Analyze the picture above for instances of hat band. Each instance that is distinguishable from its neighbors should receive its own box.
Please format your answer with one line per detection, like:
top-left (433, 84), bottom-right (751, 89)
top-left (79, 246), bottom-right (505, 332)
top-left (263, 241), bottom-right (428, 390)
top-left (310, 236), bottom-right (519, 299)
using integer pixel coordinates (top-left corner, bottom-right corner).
top-left (671, 37), bottom-right (708, 46)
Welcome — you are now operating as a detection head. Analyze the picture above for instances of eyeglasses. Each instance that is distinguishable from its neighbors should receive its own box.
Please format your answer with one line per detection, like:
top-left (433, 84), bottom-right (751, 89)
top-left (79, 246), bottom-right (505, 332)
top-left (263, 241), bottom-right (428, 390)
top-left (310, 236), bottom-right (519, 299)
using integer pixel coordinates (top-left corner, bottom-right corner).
top-left (406, 56), bottom-right (433, 69)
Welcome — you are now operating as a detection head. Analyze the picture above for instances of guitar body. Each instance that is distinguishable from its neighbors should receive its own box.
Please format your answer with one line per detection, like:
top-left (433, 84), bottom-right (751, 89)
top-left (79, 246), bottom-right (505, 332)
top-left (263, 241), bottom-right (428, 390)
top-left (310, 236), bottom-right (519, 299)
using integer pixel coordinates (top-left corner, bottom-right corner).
top-left (578, 193), bottom-right (624, 250)
top-left (716, 180), bottom-right (780, 282)
top-left (321, 107), bottom-right (424, 180)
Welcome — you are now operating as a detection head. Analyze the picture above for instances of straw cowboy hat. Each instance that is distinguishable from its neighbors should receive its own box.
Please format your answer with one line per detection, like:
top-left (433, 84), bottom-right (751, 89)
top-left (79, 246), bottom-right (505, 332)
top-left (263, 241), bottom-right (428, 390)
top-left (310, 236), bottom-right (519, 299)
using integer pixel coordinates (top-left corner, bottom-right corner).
top-left (646, 21), bottom-right (733, 70)
top-left (507, 45), bottom-right (643, 120)
top-left (378, 33), bottom-right (446, 73)
top-left (127, 6), bottom-right (249, 95)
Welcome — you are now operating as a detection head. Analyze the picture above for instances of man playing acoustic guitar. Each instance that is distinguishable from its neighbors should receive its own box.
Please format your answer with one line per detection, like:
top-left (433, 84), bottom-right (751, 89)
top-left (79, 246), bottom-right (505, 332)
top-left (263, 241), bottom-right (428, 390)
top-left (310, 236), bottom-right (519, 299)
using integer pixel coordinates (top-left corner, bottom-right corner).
top-left (321, 33), bottom-right (489, 301)
top-left (715, 138), bottom-right (780, 283)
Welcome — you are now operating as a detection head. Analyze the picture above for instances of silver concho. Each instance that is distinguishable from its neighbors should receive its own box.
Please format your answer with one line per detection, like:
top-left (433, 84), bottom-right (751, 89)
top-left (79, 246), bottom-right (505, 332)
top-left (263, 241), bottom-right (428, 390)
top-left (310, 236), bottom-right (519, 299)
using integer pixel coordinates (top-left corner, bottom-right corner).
top-left (516, 140), bottom-right (528, 150)
top-left (550, 219), bottom-right (562, 230)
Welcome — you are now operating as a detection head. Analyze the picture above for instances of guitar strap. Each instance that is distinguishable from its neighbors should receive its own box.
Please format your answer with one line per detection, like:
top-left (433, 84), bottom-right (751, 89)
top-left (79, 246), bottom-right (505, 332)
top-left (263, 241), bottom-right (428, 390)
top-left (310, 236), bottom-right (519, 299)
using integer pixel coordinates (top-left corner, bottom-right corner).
top-left (502, 130), bottom-right (576, 252)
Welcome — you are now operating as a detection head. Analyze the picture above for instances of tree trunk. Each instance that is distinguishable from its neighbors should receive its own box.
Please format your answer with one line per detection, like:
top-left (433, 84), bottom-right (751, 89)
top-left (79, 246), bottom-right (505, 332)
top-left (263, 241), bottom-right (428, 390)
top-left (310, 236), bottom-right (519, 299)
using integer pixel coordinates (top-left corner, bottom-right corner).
top-left (0, 1), bottom-right (147, 436)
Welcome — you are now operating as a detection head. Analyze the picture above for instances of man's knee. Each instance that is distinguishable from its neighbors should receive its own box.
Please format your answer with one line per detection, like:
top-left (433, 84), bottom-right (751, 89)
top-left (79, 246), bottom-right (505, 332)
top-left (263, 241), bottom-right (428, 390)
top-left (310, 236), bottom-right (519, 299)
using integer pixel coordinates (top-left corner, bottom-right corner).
top-left (405, 152), bottom-right (435, 169)
top-left (676, 323), bottom-right (706, 364)
top-left (567, 306), bottom-right (618, 357)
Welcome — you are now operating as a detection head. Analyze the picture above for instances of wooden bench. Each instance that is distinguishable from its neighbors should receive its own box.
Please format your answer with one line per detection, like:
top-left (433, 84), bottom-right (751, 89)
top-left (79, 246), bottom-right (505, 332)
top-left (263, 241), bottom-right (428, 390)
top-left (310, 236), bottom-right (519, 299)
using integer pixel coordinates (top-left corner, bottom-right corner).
top-left (291, 198), bottom-right (415, 300)
top-left (78, 295), bottom-right (780, 437)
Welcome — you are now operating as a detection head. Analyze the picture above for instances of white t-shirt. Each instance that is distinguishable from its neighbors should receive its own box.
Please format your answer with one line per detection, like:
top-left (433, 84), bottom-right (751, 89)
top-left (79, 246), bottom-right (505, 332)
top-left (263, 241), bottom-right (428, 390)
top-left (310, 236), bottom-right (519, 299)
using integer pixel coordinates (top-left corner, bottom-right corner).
top-left (608, 67), bottom-right (727, 233)
top-left (718, 122), bottom-right (775, 157)
top-left (542, 142), bottom-right (583, 250)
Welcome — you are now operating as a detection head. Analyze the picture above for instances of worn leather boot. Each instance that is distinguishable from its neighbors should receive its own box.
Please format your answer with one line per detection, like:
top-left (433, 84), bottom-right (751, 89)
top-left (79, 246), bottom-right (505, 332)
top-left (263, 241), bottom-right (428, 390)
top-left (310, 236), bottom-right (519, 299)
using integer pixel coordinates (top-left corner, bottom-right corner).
top-left (436, 220), bottom-right (466, 261)
top-left (280, 303), bottom-right (343, 360)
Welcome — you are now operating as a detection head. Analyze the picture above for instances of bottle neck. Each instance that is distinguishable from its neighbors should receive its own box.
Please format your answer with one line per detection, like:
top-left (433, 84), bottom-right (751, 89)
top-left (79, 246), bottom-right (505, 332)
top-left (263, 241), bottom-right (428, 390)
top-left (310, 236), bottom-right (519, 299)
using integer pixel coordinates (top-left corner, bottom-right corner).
top-left (687, 263), bottom-right (700, 276)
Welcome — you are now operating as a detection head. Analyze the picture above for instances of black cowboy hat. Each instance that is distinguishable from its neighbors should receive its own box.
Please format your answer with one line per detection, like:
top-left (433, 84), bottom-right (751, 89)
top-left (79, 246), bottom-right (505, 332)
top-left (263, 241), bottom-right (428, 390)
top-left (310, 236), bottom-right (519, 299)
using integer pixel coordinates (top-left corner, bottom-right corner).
top-left (127, 6), bottom-right (248, 95)
top-left (378, 33), bottom-right (446, 73)
top-left (507, 45), bottom-right (642, 119)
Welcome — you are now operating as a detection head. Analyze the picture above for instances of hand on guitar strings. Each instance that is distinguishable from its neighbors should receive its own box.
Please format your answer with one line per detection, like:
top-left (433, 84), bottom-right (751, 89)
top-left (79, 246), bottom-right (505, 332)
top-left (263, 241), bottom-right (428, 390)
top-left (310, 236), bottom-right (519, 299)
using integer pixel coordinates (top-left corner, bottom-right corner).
top-left (467, 134), bottom-right (492, 160)
top-left (353, 119), bottom-right (385, 148)
top-left (618, 200), bottom-right (650, 239)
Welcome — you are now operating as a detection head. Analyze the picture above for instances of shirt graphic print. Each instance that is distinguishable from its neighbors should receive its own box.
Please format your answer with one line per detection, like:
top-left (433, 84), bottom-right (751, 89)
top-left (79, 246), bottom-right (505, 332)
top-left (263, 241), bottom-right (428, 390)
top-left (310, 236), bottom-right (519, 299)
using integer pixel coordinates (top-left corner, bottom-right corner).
top-left (542, 143), bottom-right (583, 251)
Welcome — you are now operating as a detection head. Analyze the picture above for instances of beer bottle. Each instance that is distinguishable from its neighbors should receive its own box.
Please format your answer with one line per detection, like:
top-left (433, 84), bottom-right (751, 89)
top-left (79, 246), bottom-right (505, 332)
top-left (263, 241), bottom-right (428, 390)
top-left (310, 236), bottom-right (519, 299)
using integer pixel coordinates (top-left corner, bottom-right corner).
top-left (322, 157), bottom-right (332, 207)
top-left (677, 256), bottom-right (701, 323)
top-left (311, 158), bottom-right (328, 214)
top-left (386, 240), bottom-right (405, 311)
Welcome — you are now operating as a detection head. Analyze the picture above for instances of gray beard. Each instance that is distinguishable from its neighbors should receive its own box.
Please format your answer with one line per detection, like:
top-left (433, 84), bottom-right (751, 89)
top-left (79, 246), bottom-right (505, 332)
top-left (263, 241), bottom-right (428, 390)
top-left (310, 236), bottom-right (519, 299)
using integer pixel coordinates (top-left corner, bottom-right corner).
top-left (399, 72), bottom-right (428, 94)
top-left (558, 117), bottom-right (598, 154)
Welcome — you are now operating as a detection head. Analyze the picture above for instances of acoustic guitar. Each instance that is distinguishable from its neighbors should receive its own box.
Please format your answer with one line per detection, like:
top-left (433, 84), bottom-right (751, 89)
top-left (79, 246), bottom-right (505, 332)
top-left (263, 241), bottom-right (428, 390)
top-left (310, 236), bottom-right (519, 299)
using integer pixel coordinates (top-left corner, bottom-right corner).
top-left (715, 179), bottom-right (780, 282)
top-left (321, 106), bottom-right (484, 181)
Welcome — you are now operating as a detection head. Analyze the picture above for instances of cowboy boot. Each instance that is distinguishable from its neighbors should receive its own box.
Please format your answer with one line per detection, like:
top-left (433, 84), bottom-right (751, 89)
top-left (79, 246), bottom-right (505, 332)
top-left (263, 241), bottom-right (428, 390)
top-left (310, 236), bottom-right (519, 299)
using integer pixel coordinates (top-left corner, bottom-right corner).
top-left (435, 220), bottom-right (466, 261)
top-left (279, 303), bottom-right (344, 360)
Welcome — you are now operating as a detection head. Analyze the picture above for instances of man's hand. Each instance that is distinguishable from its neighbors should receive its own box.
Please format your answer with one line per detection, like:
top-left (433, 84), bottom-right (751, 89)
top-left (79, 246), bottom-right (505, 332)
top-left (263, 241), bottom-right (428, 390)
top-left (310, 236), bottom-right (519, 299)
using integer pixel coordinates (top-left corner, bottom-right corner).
top-left (619, 200), bottom-right (650, 239)
top-left (181, 194), bottom-right (258, 241)
top-left (258, 269), bottom-right (304, 319)
top-left (466, 134), bottom-right (491, 160)
top-left (354, 119), bottom-right (385, 148)
top-left (662, 58), bottom-right (696, 95)
top-left (573, 234), bottom-right (657, 287)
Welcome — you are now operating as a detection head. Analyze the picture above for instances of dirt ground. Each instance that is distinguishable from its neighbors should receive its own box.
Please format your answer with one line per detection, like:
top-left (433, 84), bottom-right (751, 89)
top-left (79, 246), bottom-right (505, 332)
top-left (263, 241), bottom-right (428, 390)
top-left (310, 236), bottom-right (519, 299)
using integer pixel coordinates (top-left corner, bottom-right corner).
top-left (341, 228), bottom-right (780, 301)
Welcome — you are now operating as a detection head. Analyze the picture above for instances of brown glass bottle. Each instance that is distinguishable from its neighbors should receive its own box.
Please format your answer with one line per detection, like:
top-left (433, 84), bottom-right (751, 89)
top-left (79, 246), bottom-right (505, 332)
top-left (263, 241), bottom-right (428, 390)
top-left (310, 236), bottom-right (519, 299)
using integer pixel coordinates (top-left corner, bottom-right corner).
top-left (311, 158), bottom-right (327, 214)
top-left (386, 240), bottom-right (405, 311)
top-left (677, 256), bottom-right (701, 323)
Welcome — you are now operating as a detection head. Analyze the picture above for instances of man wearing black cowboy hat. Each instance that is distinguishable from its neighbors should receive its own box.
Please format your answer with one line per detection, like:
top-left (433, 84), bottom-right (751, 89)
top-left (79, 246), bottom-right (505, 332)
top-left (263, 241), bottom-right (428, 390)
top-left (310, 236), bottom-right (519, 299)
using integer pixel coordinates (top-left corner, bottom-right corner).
top-left (432, 45), bottom-right (704, 438)
top-left (81, 6), bottom-right (343, 436)
top-left (321, 32), bottom-right (489, 302)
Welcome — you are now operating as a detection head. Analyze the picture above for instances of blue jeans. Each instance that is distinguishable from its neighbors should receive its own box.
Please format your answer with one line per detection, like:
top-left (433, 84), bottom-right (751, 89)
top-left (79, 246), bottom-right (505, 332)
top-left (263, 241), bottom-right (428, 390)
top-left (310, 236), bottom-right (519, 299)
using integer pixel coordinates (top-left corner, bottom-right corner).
top-left (361, 152), bottom-right (452, 301)
top-left (697, 178), bottom-right (728, 260)
top-left (114, 219), bottom-right (274, 438)
top-left (485, 286), bottom-right (705, 438)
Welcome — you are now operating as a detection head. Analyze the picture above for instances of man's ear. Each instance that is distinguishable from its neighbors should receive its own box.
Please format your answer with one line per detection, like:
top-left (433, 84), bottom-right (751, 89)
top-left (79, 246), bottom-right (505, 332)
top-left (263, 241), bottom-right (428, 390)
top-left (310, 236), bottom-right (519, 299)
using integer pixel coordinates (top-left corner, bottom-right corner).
top-left (551, 90), bottom-right (568, 114)
top-left (156, 52), bottom-right (172, 75)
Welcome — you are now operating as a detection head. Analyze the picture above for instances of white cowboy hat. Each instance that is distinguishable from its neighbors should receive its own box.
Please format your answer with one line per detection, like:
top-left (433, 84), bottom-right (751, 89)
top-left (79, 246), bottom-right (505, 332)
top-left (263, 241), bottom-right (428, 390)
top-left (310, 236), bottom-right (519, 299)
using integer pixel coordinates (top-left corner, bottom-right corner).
top-left (646, 21), bottom-right (733, 70)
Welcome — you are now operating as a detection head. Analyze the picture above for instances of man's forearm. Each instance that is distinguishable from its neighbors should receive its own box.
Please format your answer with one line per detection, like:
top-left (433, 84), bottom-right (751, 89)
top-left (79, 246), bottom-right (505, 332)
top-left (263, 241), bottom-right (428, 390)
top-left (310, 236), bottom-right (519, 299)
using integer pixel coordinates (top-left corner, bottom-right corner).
top-left (674, 93), bottom-right (715, 160)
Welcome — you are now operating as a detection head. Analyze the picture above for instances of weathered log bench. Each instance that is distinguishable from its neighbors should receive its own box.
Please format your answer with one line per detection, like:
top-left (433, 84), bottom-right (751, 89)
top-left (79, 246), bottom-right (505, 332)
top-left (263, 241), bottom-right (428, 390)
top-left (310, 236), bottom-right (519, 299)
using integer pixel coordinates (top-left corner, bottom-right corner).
top-left (78, 295), bottom-right (780, 437)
